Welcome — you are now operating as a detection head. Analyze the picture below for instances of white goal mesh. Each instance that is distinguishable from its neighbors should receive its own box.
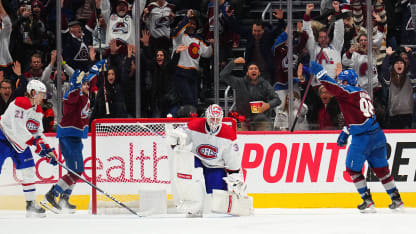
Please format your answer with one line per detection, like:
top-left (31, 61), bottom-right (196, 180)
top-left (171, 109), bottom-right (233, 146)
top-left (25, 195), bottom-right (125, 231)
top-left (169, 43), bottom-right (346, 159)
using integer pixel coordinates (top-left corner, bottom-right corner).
top-left (90, 118), bottom-right (236, 214)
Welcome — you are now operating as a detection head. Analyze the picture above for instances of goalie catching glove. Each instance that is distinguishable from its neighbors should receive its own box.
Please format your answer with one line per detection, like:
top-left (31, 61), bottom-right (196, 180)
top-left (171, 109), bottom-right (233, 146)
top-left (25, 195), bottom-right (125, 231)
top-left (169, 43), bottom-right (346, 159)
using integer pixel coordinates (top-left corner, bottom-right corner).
top-left (34, 137), bottom-right (58, 166)
top-left (223, 171), bottom-right (247, 199)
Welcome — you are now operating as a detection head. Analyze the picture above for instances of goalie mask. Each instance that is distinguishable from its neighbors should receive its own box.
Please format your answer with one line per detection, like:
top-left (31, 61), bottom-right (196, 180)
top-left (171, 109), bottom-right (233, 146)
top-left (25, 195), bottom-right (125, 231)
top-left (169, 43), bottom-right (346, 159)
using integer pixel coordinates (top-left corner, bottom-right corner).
top-left (27, 80), bottom-right (46, 98)
top-left (338, 69), bottom-right (358, 86)
top-left (205, 104), bottom-right (223, 134)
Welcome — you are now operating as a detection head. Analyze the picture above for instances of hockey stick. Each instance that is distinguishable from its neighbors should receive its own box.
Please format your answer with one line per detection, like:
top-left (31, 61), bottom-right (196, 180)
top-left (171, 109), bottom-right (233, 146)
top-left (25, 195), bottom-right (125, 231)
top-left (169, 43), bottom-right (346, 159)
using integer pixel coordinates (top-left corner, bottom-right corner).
top-left (290, 72), bottom-right (313, 132)
top-left (93, 2), bottom-right (110, 115)
top-left (48, 153), bottom-right (143, 217)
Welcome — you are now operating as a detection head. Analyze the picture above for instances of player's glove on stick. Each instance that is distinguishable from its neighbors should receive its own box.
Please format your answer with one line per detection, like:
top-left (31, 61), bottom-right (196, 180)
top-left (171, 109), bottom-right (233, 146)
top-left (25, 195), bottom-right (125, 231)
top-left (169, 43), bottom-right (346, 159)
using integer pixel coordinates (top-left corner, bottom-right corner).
top-left (223, 172), bottom-right (247, 199)
top-left (85, 59), bottom-right (108, 82)
top-left (337, 126), bottom-right (350, 147)
top-left (35, 138), bottom-right (58, 166)
top-left (310, 61), bottom-right (327, 79)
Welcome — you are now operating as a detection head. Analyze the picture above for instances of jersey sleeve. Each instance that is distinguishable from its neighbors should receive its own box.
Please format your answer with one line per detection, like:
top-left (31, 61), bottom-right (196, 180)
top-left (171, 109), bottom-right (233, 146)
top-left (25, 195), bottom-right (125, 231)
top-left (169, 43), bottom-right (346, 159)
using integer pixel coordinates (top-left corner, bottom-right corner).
top-left (0, 98), bottom-right (44, 153)
top-left (222, 139), bottom-right (241, 171)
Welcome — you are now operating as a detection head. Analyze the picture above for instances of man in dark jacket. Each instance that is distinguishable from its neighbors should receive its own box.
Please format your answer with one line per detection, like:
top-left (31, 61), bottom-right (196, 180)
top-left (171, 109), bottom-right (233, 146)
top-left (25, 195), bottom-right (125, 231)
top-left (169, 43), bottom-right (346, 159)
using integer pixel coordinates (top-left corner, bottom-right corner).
top-left (220, 57), bottom-right (280, 130)
top-left (224, 7), bottom-right (285, 83)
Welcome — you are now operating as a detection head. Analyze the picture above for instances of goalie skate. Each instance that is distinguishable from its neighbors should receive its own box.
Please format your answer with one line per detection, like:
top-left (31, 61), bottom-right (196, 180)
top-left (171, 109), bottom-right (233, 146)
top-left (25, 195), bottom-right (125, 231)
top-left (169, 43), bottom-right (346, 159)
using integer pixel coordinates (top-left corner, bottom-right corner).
top-left (41, 186), bottom-right (62, 214)
top-left (26, 201), bottom-right (46, 218)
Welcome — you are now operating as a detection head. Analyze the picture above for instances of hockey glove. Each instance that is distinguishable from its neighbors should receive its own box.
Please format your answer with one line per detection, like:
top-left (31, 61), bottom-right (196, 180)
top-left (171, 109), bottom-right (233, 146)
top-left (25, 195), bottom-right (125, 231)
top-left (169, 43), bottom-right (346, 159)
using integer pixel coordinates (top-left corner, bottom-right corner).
top-left (165, 124), bottom-right (188, 149)
top-left (223, 171), bottom-right (247, 199)
top-left (90, 59), bottom-right (108, 75)
top-left (35, 138), bottom-right (58, 166)
top-left (337, 126), bottom-right (350, 147)
top-left (84, 59), bottom-right (108, 83)
top-left (310, 61), bottom-right (327, 79)
top-left (69, 69), bottom-right (84, 89)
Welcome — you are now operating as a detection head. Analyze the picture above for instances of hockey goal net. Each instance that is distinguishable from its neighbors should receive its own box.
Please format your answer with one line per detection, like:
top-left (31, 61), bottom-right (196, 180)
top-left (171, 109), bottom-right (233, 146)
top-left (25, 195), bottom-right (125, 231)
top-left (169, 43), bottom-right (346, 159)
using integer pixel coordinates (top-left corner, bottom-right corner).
top-left (90, 117), bottom-right (236, 214)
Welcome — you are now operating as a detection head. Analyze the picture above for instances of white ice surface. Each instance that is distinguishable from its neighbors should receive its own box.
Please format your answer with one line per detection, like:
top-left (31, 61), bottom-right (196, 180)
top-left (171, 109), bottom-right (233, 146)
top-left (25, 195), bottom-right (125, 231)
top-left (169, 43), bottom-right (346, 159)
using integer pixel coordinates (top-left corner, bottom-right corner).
top-left (1, 208), bottom-right (415, 234)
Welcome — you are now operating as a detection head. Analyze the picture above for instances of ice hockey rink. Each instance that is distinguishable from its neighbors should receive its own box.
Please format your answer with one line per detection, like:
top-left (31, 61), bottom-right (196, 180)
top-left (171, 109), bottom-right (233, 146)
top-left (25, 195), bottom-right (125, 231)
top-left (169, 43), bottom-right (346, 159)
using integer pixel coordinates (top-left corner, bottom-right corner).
top-left (1, 208), bottom-right (415, 234)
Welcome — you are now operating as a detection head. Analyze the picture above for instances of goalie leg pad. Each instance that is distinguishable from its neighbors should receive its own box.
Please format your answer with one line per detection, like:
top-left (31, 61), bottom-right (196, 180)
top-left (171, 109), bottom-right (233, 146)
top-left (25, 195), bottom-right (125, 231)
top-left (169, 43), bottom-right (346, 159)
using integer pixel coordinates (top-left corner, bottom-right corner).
top-left (211, 189), bottom-right (253, 216)
top-left (172, 150), bottom-right (205, 214)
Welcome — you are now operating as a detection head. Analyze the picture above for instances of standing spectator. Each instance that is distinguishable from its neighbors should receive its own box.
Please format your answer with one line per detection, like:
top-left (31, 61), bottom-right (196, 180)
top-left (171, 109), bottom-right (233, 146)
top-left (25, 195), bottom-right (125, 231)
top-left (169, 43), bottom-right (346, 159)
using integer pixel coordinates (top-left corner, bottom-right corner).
top-left (61, 1), bottom-right (95, 72)
top-left (307, 85), bottom-right (344, 130)
top-left (342, 33), bottom-right (382, 91)
top-left (14, 54), bottom-right (46, 98)
top-left (143, 40), bottom-right (187, 117)
top-left (41, 60), bottom-right (107, 214)
top-left (381, 47), bottom-right (416, 129)
top-left (0, 78), bottom-right (13, 115)
top-left (224, 7), bottom-right (285, 83)
top-left (41, 50), bottom-right (74, 119)
top-left (204, 0), bottom-right (239, 68)
top-left (350, 0), bottom-right (387, 67)
top-left (90, 67), bottom-right (128, 120)
top-left (274, 88), bottom-right (309, 131)
top-left (220, 57), bottom-right (280, 131)
top-left (310, 62), bottom-right (404, 212)
top-left (171, 9), bottom-right (213, 108)
top-left (10, 0), bottom-right (48, 72)
top-left (142, 0), bottom-right (175, 53)
top-left (0, 1), bottom-right (14, 81)
top-left (97, 0), bottom-right (138, 54)
top-left (303, 3), bottom-right (344, 83)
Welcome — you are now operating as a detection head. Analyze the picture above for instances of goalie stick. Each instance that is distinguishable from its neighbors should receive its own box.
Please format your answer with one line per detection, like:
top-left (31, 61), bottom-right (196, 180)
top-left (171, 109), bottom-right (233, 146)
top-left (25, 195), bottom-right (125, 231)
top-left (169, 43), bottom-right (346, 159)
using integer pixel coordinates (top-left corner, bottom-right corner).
top-left (47, 152), bottom-right (144, 217)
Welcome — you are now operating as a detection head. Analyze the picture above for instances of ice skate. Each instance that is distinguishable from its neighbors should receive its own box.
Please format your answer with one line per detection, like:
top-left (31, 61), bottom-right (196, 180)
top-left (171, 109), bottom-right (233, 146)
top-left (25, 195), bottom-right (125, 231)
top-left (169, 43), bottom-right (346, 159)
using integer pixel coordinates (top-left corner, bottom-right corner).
top-left (26, 201), bottom-right (46, 218)
top-left (357, 189), bottom-right (375, 213)
top-left (389, 191), bottom-right (404, 210)
top-left (186, 210), bottom-right (202, 218)
top-left (41, 186), bottom-right (62, 214)
top-left (58, 194), bottom-right (76, 214)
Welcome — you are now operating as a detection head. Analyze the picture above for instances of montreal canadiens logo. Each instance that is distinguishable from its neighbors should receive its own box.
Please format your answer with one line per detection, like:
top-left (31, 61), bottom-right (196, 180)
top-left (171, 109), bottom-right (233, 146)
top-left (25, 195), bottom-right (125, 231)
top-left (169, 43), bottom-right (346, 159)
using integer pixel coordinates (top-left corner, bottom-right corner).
top-left (197, 144), bottom-right (218, 159)
top-left (188, 42), bottom-right (200, 59)
top-left (26, 119), bottom-right (40, 134)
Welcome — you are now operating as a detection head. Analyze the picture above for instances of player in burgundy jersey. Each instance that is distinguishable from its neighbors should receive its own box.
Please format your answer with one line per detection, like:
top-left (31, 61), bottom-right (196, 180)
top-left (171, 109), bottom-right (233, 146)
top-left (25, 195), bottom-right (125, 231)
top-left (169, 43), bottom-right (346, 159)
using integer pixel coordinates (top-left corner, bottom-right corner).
top-left (310, 61), bottom-right (404, 212)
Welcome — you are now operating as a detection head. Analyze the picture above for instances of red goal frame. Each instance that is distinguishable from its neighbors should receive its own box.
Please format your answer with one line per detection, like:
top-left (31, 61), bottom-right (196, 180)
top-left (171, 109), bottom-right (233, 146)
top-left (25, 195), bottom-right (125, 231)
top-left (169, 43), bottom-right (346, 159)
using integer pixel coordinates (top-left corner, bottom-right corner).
top-left (90, 117), bottom-right (236, 214)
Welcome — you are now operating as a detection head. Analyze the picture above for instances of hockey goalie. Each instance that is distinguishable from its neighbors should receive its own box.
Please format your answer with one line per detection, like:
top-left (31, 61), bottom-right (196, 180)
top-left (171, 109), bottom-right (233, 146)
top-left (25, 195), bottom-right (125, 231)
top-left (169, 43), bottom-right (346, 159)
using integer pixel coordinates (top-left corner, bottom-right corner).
top-left (166, 104), bottom-right (253, 217)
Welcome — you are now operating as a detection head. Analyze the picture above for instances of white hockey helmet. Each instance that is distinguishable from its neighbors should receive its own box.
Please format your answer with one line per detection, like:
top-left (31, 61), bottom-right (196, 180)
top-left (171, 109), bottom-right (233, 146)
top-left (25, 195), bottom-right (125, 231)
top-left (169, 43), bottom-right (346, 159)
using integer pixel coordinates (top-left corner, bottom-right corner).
top-left (205, 104), bottom-right (223, 134)
top-left (27, 80), bottom-right (47, 97)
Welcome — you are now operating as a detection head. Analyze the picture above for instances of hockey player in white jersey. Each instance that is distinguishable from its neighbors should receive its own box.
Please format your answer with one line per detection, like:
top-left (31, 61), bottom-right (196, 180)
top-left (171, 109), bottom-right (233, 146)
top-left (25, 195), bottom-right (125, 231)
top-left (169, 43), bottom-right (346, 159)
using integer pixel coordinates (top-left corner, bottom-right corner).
top-left (167, 104), bottom-right (252, 217)
top-left (0, 80), bottom-right (58, 217)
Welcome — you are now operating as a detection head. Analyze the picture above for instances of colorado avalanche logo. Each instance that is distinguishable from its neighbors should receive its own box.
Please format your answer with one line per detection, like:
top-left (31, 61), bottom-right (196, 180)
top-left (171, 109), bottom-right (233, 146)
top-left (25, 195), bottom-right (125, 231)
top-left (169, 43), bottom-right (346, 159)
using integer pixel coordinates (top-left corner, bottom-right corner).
top-left (81, 102), bottom-right (90, 119)
top-left (155, 16), bottom-right (170, 29)
top-left (26, 119), bottom-right (40, 134)
top-left (113, 21), bottom-right (129, 34)
top-left (197, 144), bottom-right (218, 159)
top-left (188, 42), bottom-right (200, 59)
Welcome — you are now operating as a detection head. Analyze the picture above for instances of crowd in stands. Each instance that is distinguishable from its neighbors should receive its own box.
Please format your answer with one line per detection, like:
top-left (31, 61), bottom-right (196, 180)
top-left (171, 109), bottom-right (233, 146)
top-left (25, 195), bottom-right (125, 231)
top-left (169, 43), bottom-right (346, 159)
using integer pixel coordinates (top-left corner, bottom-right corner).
top-left (1, 0), bottom-right (416, 132)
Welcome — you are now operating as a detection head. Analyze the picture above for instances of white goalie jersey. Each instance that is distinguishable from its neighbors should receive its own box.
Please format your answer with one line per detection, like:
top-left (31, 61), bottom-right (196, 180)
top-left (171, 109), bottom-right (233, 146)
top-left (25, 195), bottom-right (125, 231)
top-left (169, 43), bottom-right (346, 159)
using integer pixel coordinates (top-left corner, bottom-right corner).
top-left (175, 118), bottom-right (241, 171)
top-left (0, 97), bottom-right (45, 153)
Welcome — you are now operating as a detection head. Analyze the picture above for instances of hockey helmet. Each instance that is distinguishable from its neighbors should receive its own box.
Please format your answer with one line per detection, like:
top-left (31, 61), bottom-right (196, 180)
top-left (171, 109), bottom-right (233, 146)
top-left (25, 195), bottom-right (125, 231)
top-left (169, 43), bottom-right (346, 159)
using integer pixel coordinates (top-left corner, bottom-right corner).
top-left (338, 69), bottom-right (358, 86)
top-left (205, 104), bottom-right (223, 134)
top-left (27, 80), bottom-right (46, 97)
